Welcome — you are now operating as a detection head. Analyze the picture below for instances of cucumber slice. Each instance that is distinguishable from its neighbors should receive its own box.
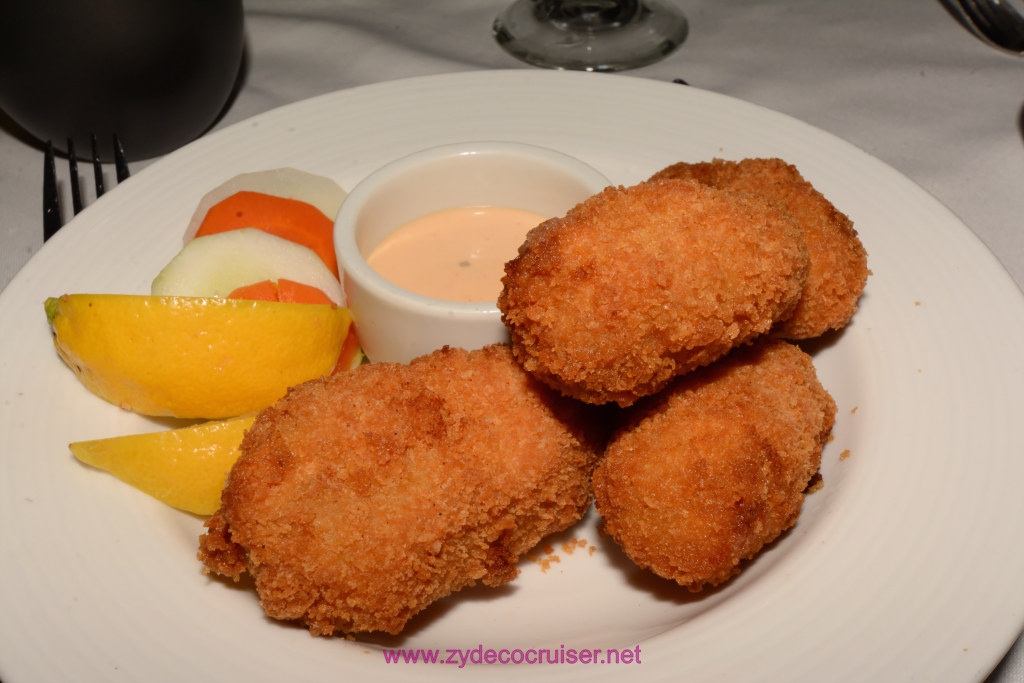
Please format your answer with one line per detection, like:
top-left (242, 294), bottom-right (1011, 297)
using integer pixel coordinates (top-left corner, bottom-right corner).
top-left (152, 228), bottom-right (345, 305)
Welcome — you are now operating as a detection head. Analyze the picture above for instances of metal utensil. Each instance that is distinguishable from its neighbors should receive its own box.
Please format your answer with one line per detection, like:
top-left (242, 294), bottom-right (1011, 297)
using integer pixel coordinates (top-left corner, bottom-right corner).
top-left (953, 0), bottom-right (1024, 53)
top-left (43, 135), bottom-right (130, 241)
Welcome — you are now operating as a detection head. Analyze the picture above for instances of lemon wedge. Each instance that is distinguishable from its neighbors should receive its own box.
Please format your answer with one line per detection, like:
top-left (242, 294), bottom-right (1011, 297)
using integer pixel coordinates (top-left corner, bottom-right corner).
top-left (70, 416), bottom-right (254, 516)
top-left (46, 294), bottom-right (351, 419)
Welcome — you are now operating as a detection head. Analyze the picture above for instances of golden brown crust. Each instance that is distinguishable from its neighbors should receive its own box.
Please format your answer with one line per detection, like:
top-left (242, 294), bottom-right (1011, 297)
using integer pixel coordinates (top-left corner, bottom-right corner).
top-left (198, 344), bottom-right (603, 636)
top-left (592, 340), bottom-right (836, 590)
top-left (498, 179), bottom-right (809, 407)
top-left (650, 158), bottom-right (869, 339)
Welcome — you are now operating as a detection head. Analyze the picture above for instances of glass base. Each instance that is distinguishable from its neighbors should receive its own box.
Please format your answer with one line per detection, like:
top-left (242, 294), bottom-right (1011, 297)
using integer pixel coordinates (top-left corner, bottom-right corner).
top-left (493, 0), bottom-right (688, 72)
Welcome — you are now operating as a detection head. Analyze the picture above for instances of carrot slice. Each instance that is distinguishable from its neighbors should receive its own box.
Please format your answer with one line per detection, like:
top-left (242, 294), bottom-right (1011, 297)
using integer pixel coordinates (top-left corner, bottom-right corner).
top-left (331, 328), bottom-right (363, 374)
top-left (229, 279), bottom-right (361, 374)
top-left (228, 279), bottom-right (334, 305)
top-left (226, 279), bottom-right (278, 301)
top-left (275, 279), bottom-right (335, 305)
top-left (195, 191), bottom-right (339, 278)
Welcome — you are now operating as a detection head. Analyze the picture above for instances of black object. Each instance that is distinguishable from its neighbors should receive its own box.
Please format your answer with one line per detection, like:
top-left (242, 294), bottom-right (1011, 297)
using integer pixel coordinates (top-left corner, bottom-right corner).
top-left (42, 142), bottom-right (60, 240)
top-left (1, 0), bottom-right (245, 161)
top-left (43, 134), bottom-right (131, 240)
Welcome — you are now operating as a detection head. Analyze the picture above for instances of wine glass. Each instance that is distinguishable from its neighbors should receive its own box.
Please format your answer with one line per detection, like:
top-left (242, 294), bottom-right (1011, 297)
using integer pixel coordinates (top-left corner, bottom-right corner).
top-left (493, 0), bottom-right (688, 71)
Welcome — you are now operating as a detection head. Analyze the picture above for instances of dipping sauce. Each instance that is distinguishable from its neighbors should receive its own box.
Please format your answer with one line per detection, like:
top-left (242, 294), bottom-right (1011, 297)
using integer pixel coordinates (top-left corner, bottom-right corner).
top-left (367, 206), bottom-right (547, 302)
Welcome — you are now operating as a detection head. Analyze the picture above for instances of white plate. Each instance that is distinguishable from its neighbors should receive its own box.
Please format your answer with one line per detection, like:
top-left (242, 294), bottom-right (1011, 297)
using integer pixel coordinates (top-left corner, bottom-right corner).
top-left (2, 70), bottom-right (1023, 683)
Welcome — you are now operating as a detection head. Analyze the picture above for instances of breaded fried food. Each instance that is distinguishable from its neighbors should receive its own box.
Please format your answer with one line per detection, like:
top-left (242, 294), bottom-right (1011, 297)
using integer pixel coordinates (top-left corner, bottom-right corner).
top-left (650, 158), bottom-right (869, 339)
top-left (198, 344), bottom-right (603, 636)
top-left (498, 179), bottom-right (809, 407)
top-left (592, 339), bottom-right (836, 590)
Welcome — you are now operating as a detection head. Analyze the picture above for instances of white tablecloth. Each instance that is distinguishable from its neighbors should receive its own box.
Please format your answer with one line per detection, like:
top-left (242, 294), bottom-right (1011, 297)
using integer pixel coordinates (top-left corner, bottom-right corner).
top-left (1, 2), bottom-right (1021, 680)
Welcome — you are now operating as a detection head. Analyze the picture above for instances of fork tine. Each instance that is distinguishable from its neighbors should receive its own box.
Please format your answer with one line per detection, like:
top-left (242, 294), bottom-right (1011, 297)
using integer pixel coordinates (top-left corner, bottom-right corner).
top-left (44, 135), bottom-right (128, 241)
top-left (957, 0), bottom-right (1024, 52)
top-left (985, 0), bottom-right (1024, 50)
top-left (113, 134), bottom-right (130, 183)
top-left (90, 134), bottom-right (105, 198)
top-left (67, 138), bottom-right (83, 215)
top-left (43, 142), bottom-right (62, 241)
top-left (966, 0), bottom-right (1007, 42)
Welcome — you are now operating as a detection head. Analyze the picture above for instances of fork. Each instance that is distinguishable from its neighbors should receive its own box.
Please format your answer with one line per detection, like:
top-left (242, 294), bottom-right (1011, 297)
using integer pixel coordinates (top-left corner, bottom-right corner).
top-left (953, 0), bottom-right (1024, 53)
top-left (43, 134), bottom-right (130, 241)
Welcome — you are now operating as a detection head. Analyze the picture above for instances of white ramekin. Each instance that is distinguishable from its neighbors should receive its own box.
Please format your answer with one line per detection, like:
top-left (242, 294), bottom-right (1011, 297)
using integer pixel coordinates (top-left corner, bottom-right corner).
top-left (334, 141), bottom-right (609, 364)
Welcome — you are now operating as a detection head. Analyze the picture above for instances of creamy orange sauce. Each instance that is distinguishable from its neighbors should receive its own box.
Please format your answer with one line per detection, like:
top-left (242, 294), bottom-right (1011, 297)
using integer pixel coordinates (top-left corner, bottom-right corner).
top-left (367, 206), bottom-right (547, 302)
